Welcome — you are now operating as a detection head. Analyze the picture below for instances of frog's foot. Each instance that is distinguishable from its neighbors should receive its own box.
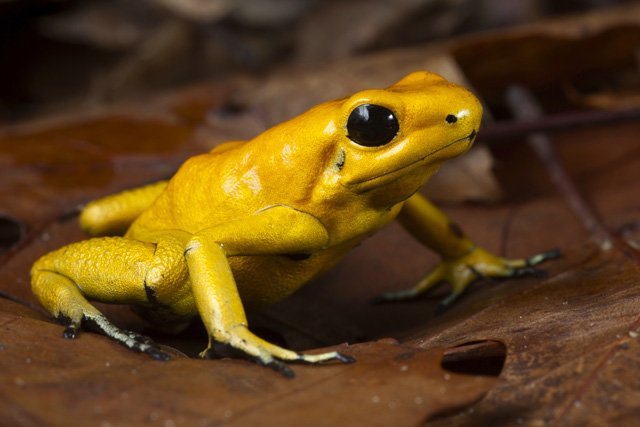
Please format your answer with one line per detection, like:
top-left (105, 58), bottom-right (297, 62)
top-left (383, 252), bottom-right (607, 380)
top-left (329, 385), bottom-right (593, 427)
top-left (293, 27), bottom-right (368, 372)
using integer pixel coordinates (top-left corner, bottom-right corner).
top-left (200, 326), bottom-right (355, 378)
top-left (67, 314), bottom-right (171, 361)
top-left (374, 247), bottom-right (560, 311)
top-left (32, 268), bottom-right (171, 361)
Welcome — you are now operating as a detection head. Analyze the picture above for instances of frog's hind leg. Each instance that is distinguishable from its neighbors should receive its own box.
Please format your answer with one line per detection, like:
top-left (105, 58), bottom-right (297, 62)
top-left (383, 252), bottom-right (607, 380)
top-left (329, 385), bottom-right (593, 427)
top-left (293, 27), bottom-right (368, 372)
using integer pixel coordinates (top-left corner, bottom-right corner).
top-left (79, 180), bottom-right (168, 236)
top-left (30, 237), bottom-right (183, 360)
top-left (31, 268), bottom-right (101, 338)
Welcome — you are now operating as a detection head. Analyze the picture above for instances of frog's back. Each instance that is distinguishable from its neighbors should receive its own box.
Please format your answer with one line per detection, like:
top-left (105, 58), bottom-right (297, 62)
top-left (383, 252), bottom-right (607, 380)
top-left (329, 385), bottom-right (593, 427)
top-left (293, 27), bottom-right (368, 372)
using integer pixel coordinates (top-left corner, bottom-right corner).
top-left (128, 142), bottom-right (260, 235)
top-left (129, 118), bottom-right (333, 238)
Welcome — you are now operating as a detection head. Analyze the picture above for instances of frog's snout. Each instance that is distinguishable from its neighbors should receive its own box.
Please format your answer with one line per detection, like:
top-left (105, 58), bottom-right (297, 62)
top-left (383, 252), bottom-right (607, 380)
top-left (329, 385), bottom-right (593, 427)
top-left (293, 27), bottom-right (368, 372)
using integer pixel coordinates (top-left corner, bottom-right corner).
top-left (444, 112), bottom-right (478, 128)
top-left (441, 93), bottom-right (483, 138)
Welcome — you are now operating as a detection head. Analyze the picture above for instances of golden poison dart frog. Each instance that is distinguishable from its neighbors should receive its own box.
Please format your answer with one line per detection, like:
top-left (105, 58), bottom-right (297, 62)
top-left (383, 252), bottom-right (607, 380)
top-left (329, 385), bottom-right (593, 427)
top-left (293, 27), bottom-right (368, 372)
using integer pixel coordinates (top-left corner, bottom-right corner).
top-left (31, 71), bottom-right (557, 377)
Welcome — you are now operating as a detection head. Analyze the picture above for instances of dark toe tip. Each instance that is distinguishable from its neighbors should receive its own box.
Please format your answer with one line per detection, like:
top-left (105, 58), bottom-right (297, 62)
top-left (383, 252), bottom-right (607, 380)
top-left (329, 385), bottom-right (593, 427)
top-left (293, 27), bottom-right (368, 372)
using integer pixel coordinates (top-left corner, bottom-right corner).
top-left (530, 268), bottom-right (549, 278)
top-left (545, 248), bottom-right (562, 259)
top-left (338, 353), bottom-right (356, 364)
top-left (535, 248), bottom-right (562, 264)
top-left (148, 349), bottom-right (171, 361)
top-left (528, 248), bottom-right (562, 266)
top-left (62, 326), bottom-right (78, 339)
top-left (435, 303), bottom-right (450, 315)
top-left (268, 361), bottom-right (295, 378)
top-left (514, 267), bottom-right (547, 278)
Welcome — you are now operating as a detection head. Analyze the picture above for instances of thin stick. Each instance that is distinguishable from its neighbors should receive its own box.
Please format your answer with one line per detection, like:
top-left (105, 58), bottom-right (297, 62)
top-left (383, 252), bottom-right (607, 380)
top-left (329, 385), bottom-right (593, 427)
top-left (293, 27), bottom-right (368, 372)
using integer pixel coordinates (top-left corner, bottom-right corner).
top-left (478, 106), bottom-right (640, 143)
top-left (504, 86), bottom-right (614, 250)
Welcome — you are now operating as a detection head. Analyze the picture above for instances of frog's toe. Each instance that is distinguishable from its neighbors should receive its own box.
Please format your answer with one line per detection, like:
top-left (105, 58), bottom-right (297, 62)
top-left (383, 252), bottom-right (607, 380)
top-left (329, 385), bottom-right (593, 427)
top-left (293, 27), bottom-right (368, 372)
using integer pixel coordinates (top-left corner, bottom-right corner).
top-left (62, 323), bottom-right (80, 339)
top-left (116, 330), bottom-right (171, 361)
top-left (510, 266), bottom-right (548, 278)
top-left (372, 266), bottom-right (445, 304)
top-left (200, 342), bottom-right (297, 377)
top-left (500, 249), bottom-right (560, 278)
top-left (503, 249), bottom-right (561, 271)
top-left (336, 352), bottom-right (357, 364)
top-left (259, 357), bottom-right (296, 378)
top-left (527, 248), bottom-right (562, 266)
top-left (199, 346), bottom-right (218, 359)
top-left (201, 327), bottom-right (355, 377)
top-left (83, 314), bottom-right (170, 361)
top-left (371, 289), bottom-right (420, 304)
top-left (56, 314), bottom-right (81, 339)
top-left (199, 341), bottom-right (252, 360)
top-left (435, 290), bottom-right (464, 314)
top-left (144, 346), bottom-right (171, 361)
top-left (297, 350), bottom-right (356, 365)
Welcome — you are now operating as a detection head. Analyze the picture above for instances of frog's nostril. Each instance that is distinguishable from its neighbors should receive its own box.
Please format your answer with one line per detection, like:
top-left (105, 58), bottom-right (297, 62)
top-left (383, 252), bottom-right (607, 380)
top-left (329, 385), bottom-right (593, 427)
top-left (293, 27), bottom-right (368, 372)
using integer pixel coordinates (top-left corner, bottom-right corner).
top-left (445, 114), bottom-right (457, 124)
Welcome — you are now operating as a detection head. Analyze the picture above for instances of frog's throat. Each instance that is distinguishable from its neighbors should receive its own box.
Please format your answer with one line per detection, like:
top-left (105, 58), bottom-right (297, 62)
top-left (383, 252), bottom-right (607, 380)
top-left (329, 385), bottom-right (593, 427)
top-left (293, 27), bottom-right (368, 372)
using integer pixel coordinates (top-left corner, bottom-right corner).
top-left (345, 130), bottom-right (477, 191)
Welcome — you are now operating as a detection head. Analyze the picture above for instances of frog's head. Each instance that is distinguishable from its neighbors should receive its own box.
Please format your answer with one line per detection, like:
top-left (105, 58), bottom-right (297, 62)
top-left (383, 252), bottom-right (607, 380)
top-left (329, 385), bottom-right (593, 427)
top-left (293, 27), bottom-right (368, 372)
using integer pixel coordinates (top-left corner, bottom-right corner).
top-left (328, 71), bottom-right (482, 201)
top-left (252, 71), bottom-right (482, 207)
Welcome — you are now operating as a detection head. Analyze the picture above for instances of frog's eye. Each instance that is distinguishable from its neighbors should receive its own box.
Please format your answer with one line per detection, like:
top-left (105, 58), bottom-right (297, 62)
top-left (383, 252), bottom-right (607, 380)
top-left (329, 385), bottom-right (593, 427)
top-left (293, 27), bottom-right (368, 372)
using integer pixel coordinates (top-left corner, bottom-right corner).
top-left (347, 104), bottom-right (399, 147)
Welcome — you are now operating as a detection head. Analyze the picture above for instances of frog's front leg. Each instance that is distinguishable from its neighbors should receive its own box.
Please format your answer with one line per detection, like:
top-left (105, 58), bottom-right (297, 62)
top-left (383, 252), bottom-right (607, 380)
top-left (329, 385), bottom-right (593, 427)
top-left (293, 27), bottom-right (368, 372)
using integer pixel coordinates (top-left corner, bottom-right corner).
top-left (184, 206), bottom-right (354, 377)
top-left (377, 193), bottom-right (559, 310)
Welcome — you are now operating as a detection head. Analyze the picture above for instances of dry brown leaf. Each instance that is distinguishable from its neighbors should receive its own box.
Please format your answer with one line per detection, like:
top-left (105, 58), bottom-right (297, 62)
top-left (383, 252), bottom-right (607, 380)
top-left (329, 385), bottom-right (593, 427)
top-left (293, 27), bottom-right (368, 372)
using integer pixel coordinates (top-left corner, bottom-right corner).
top-left (2, 7), bottom-right (640, 426)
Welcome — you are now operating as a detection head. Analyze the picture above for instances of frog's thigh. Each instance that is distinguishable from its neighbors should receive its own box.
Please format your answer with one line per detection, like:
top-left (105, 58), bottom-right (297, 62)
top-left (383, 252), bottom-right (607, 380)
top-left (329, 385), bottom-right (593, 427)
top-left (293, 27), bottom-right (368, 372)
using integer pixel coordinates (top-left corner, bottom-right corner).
top-left (32, 237), bottom-right (157, 305)
top-left (32, 237), bottom-right (192, 321)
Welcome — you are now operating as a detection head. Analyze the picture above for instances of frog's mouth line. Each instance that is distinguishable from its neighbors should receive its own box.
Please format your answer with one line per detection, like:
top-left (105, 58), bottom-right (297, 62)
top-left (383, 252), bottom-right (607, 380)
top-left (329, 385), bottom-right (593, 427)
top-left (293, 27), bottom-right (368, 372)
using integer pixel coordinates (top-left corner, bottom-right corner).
top-left (347, 129), bottom-right (477, 190)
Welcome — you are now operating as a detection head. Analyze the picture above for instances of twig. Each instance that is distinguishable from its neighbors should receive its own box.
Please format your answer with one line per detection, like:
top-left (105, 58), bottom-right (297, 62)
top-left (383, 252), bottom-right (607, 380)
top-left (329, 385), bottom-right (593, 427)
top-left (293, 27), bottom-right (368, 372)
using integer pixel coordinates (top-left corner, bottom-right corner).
top-left (478, 106), bottom-right (640, 143)
top-left (504, 86), bottom-right (614, 251)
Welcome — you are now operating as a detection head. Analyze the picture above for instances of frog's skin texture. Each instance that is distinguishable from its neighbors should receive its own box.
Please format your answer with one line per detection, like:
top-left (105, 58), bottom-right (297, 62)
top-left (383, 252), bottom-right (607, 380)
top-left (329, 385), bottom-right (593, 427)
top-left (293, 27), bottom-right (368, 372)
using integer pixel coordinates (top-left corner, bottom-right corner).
top-left (31, 71), bottom-right (556, 376)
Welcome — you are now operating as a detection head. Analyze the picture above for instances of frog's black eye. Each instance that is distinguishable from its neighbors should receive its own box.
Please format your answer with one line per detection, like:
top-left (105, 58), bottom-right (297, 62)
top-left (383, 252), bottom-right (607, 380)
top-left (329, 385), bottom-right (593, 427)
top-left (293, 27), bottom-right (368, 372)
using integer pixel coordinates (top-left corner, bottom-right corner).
top-left (347, 104), bottom-right (399, 147)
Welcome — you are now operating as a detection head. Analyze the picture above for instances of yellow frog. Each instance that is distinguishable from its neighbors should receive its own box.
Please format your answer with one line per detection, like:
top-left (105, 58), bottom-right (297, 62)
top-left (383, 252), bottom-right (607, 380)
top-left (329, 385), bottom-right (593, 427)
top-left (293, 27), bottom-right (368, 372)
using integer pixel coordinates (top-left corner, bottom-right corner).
top-left (31, 71), bottom-right (556, 377)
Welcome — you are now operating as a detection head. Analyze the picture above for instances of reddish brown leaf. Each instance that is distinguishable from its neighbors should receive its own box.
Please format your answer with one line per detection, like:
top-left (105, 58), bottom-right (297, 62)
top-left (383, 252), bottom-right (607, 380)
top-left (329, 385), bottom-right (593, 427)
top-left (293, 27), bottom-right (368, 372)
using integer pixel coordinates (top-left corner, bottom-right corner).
top-left (0, 296), bottom-right (496, 426)
top-left (2, 6), bottom-right (640, 426)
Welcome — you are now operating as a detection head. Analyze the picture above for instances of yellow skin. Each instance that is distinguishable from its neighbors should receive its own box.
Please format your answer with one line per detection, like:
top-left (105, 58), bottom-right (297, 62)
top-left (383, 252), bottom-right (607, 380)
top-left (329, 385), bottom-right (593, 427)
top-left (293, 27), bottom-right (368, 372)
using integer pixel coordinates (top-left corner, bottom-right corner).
top-left (31, 71), bottom-right (556, 377)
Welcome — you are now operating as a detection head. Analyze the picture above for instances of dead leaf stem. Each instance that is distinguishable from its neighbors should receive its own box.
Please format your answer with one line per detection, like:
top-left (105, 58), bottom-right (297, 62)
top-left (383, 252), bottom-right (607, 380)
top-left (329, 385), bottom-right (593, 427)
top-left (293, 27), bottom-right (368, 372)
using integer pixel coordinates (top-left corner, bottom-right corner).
top-left (504, 86), bottom-right (640, 262)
